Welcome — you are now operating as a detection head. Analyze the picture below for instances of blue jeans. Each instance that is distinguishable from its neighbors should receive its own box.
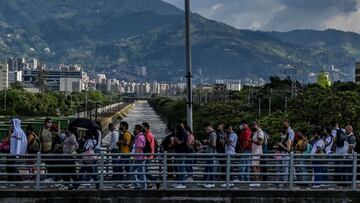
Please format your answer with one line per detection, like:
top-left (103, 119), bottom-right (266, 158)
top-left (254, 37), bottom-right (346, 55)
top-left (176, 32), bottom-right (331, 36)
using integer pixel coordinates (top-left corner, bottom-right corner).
top-left (130, 159), bottom-right (147, 189)
top-left (276, 154), bottom-right (289, 182)
top-left (313, 160), bottom-right (324, 185)
top-left (239, 150), bottom-right (251, 181)
top-left (297, 156), bottom-right (308, 182)
top-left (79, 165), bottom-right (99, 188)
top-left (175, 156), bottom-right (186, 183)
top-left (204, 156), bottom-right (217, 181)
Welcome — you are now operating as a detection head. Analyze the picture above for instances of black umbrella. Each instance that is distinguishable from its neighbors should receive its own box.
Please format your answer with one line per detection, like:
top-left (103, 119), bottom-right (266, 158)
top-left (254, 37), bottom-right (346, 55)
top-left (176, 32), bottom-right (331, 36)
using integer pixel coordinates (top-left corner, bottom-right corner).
top-left (69, 118), bottom-right (102, 130)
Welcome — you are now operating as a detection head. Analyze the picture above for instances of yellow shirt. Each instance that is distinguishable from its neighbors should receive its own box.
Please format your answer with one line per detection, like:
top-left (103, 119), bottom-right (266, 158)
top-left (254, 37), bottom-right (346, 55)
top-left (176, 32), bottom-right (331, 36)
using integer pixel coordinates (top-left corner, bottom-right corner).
top-left (120, 131), bottom-right (132, 153)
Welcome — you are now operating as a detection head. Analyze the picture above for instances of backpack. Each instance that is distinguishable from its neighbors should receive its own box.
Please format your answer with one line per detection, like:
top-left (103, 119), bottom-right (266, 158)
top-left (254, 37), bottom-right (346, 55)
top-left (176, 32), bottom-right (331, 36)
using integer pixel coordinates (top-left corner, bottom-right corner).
top-left (144, 134), bottom-right (158, 154)
top-left (216, 131), bottom-right (226, 153)
top-left (324, 135), bottom-right (333, 153)
top-left (29, 134), bottom-right (42, 154)
top-left (334, 129), bottom-right (346, 148)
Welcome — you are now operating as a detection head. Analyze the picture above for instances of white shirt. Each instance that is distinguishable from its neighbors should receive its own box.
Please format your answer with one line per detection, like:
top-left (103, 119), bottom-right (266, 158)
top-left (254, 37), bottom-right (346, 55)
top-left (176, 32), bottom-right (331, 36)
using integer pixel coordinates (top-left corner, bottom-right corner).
top-left (109, 130), bottom-right (120, 150)
top-left (252, 129), bottom-right (264, 155)
top-left (311, 139), bottom-right (325, 155)
top-left (324, 135), bottom-right (334, 154)
top-left (225, 132), bottom-right (237, 155)
top-left (343, 133), bottom-right (356, 155)
top-left (287, 127), bottom-right (295, 142)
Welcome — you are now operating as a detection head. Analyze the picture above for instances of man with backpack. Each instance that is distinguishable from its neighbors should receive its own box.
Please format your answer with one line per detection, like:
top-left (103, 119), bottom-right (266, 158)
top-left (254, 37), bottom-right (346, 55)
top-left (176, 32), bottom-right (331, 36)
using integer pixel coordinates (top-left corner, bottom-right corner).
top-left (142, 122), bottom-right (157, 188)
top-left (39, 118), bottom-right (54, 182)
top-left (343, 125), bottom-right (356, 183)
top-left (116, 121), bottom-right (133, 188)
top-left (332, 122), bottom-right (347, 183)
top-left (202, 122), bottom-right (217, 188)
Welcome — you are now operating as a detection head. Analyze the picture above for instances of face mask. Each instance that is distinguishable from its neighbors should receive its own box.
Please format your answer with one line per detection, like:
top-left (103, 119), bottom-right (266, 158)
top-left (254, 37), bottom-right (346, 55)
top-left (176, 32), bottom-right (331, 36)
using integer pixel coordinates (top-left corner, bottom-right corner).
top-left (60, 133), bottom-right (66, 140)
top-left (239, 125), bottom-right (244, 130)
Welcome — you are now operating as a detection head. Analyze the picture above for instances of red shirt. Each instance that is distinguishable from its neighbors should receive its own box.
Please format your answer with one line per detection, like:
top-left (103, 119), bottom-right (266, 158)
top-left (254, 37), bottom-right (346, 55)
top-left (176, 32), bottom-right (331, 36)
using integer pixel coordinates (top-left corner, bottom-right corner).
top-left (239, 127), bottom-right (252, 151)
top-left (145, 130), bottom-right (155, 159)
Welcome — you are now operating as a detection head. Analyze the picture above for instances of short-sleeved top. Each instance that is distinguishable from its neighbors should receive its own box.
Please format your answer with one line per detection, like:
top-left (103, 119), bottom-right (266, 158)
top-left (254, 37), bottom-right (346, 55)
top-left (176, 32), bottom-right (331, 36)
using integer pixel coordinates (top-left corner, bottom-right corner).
top-left (145, 131), bottom-right (155, 159)
top-left (240, 128), bottom-right (252, 151)
top-left (311, 138), bottom-right (325, 155)
top-left (225, 131), bottom-right (237, 154)
top-left (109, 130), bottom-right (120, 150)
top-left (324, 135), bottom-right (334, 154)
top-left (84, 139), bottom-right (97, 150)
top-left (120, 130), bottom-right (132, 153)
top-left (343, 133), bottom-right (356, 155)
top-left (207, 131), bottom-right (217, 153)
top-left (133, 133), bottom-right (146, 159)
top-left (287, 127), bottom-right (295, 142)
top-left (252, 129), bottom-right (264, 155)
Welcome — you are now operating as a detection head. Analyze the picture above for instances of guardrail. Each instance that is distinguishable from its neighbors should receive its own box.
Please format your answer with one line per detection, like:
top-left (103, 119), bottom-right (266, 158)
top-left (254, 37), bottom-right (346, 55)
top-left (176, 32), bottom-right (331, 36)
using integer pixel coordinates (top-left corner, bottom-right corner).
top-left (0, 152), bottom-right (358, 190)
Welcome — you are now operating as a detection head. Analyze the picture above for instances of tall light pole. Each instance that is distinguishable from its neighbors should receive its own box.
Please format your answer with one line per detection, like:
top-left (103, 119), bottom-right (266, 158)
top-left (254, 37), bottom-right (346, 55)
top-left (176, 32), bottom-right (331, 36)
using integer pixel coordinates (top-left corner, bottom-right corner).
top-left (185, 0), bottom-right (193, 131)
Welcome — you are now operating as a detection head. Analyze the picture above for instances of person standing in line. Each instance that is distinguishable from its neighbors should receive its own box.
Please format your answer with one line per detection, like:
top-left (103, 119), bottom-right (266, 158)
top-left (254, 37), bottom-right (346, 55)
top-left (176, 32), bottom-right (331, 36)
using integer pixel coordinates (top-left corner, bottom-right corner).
top-left (238, 120), bottom-right (252, 182)
top-left (129, 125), bottom-right (147, 189)
top-left (343, 125), bottom-right (356, 184)
top-left (172, 122), bottom-right (188, 189)
top-left (116, 121), bottom-right (132, 188)
top-left (294, 132), bottom-right (309, 183)
top-left (61, 126), bottom-right (80, 190)
top-left (311, 126), bottom-right (325, 188)
top-left (108, 122), bottom-right (121, 182)
top-left (202, 122), bottom-right (217, 189)
top-left (216, 124), bottom-right (226, 181)
top-left (7, 118), bottom-right (28, 187)
top-left (283, 120), bottom-right (295, 143)
top-left (220, 124), bottom-right (237, 188)
top-left (249, 121), bottom-right (264, 187)
top-left (275, 129), bottom-right (292, 188)
top-left (184, 125), bottom-right (195, 182)
top-left (142, 122), bottom-right (157, 188)
top-left (39, 118), bottom-right (54, 182)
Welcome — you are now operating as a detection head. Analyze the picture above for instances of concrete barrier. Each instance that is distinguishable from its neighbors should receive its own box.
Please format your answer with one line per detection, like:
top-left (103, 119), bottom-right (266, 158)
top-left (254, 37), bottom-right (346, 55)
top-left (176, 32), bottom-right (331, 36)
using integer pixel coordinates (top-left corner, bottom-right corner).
top-left (0, 190), bottom-right (358, 203)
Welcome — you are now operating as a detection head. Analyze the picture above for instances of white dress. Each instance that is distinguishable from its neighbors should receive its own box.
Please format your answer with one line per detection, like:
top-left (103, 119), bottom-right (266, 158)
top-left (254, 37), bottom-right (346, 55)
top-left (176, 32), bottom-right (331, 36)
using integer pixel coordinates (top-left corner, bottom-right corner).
top-left (251, 129), bottom-right (264, 166)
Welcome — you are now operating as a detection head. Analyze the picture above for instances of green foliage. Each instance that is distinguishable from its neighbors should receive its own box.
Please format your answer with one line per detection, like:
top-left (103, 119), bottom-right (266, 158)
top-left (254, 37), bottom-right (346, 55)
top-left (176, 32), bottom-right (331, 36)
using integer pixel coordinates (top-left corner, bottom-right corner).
top-left (151, 80), bottom-right (360, 139)
top-left (0, 88), bottom-right (113, 116)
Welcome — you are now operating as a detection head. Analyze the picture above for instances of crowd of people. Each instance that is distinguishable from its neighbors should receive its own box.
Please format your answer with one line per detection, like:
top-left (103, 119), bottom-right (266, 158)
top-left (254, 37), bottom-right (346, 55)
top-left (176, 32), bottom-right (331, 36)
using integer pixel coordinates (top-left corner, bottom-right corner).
top-left (0, 117), bottom-right (359, 190)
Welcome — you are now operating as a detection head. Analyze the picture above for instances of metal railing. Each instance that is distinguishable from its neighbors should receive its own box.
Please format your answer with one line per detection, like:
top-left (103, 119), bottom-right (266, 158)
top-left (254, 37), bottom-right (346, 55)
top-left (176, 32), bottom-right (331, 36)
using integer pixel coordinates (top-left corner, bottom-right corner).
top-left (0, 152), bottom-right (358, 190)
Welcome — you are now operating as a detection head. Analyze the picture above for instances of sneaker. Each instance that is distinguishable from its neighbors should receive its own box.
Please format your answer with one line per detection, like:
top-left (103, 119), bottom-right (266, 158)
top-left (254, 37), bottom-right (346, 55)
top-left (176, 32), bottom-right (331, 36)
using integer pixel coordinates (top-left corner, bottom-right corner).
top-left (171, 183), bottom-right (178, 187)
top-left (174, 184), bottom-right (186, 189)
top-left (220, 183), bottom-right (234, 188)
top-left (311, 185), bottom-right (320, 188)
top-left (186, 177), bottom-right (194, 182)
top-left (204, 184), bottom-right (215, 188)
top-left (115, 184), bottom-right (125, 189)
top-left (58, 185), bottom-right (68, 190)
top-left (43, 178), bottom-right (53, 183)
top-left (233, 179), bottom-right (241, 183)
top-left (6, 184), bottom-right (16, 188)
top-left (249, 183), bottom-right (261, 187)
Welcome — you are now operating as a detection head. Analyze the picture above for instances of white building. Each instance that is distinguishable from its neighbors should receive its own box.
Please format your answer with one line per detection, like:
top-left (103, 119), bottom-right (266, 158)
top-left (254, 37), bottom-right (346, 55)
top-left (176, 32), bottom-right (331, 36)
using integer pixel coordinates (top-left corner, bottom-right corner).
top-left (135, 66), bottom-right (147, 77)
top-left (60, 77), bottom-right (83, 92)
top-left (0, 62), bottom-right (9, 90)
top-left (8, 70), bottom-right (22, 84)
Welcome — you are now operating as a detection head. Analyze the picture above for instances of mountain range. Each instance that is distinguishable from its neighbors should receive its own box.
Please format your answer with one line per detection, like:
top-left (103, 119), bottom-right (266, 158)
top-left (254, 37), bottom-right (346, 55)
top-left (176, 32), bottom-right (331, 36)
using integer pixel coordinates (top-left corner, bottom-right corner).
top-left (0, 0), bottom-right (359, 82)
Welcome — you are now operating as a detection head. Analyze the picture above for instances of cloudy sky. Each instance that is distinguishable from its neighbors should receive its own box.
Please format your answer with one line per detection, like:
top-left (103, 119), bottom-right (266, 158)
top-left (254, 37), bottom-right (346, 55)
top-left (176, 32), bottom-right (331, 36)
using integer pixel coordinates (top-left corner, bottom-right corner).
top-left (163, 0), bottom-right (360, 33)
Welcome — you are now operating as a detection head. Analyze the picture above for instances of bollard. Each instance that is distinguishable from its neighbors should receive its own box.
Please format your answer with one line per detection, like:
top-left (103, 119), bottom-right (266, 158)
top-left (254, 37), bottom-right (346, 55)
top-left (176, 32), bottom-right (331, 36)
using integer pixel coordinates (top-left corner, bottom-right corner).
top-left (289, 152), bottom-right (294, 190)
top-left (226, 153), bottom-right (231, 189)
top-left (100, 152), bottom-right (105, 190)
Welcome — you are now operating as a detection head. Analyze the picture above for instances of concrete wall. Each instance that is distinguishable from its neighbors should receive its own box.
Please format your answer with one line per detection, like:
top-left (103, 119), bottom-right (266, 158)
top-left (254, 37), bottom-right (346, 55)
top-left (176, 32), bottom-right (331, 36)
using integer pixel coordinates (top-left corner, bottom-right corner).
top-left (0, 190), bottom-right (358, 203)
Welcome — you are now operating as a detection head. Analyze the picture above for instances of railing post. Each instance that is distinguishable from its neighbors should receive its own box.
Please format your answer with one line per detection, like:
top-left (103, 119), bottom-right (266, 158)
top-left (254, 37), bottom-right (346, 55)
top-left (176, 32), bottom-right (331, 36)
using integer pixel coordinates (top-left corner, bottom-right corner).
top-left (163, 152), bottom-right (168, 190)
top-left (100, 152), bottom-right (104, 190)
top-left (289, 152), bottom-right (294, 190)
top-left (352, 152), bottom-right (357, 191)
top-left (36, 152), bottom-right (41, 191)
top-left (226, 153), bottom-right (231, 189)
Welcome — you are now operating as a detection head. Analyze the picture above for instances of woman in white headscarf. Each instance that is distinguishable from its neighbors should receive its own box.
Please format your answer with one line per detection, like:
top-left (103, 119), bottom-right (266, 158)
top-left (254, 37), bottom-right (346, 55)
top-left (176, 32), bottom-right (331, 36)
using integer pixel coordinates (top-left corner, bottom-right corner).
top-left (6, 118), bottom-right (28, 186)
top-left (10, 118), bottom-right (28, 155)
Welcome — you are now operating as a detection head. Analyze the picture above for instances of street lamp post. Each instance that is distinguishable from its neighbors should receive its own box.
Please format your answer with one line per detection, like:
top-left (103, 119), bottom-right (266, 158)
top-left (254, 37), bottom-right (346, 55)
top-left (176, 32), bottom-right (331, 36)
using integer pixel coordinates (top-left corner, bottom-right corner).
top-left (185, 0), bottom-right (193, 131)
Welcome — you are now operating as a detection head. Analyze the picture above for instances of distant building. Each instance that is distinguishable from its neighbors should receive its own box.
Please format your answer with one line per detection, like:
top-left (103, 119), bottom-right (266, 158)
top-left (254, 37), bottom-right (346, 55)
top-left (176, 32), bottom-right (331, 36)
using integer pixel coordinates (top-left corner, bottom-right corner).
top-left (23, 69), bottom-right (83, 92)
top-left (7, 58), bottom-right (25, 71)
top-left (135, 66), bottom-right (147, 77)
top-left (60, 77), bottom-right (82, 92)
top-left (317, 71), bottom-right (331, 88)
top-left (355, 62), bottom-right (360, 84)
top-left (0, 62), bottom-right (9, 90)
top-left (8, 70), bottom-right (22, 84)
